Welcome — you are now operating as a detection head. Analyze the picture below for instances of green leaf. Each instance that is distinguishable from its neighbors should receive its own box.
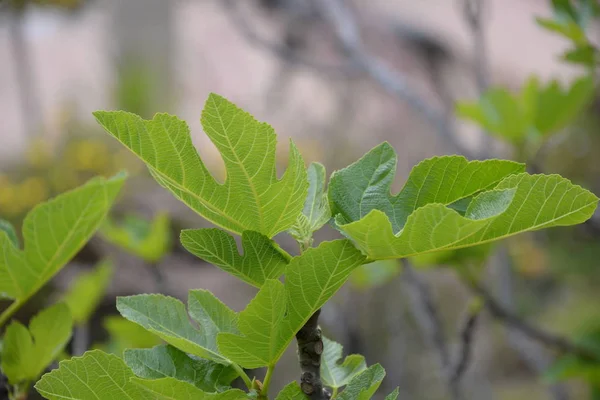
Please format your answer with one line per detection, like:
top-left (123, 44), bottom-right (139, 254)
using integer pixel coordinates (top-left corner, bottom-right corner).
top-left (330, 147), bottom-right (525, 232)
top-left (530, 75), bottom-right (595, 135)
top-left (457, 75), bottom-right (596, 143)
top-left (330, 146), bottom-right (598, 260)
top-left (289, 162), bottom-right (331, 243)
top-left (536, 18), bottom-right (588, 44)
top-left (545, 354), bottom-right (600, 384)
top-left (181, 229), bottom-right (289, 288)
top-left (0, 173), bottom-right (125, 302)
top-left (117, 290), bottom-right (238, 364)
top-left (337, 364), bottom-right (386, 400)
top-left (124, 345), bottom-right (238, 392)
top-left (218, 240), bottom-right (366, 369)
top-left (384, 388), bottom-right (400, 400)
top-left (562, 45), bottom-right (598, 67)
top-left (321, 336), bottom-right (367, 390)
top-left (1, 303), bottom-right (72, 384)
top-left (132, 377), bottom-right (248, 399)
top-left (63, 260), bottom-right (113, 324)
top-left (0, 219), bottom-right (18, 248)
top-left (35, 350), bottom-right (146, 399)
top-left (218, 279), bottom-right (286, 368)
top-left (94, 94), bottom-right (308, 238)
top-left (100, 212), bottom-right (172, 263)
top-left (457, 89), bottom-right (529, 143)
top-left (103, 316), bottom-right (162, 354)
top-left (275, 382), bottom-right (307, 400)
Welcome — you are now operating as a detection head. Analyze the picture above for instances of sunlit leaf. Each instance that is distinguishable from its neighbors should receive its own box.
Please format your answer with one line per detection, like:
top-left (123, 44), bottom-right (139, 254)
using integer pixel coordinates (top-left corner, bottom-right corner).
top-left (289, 162), bottom-right (331, 244)
top-left (94, 94), bottom-right (308, 238)
top-left (218, 280), bottom-right (286, 368)
top-left (217, 240), bottom-right (366, 369)
top-left (35, 350), bottom-right (146, 399)
top-left (0, 173), bottom-right (125, 302)
top-left (275, 382), bottom-right (307, 399)
top-left (1, 303), bottom-right (72, 384)
top-left (181, 229), bottom-right (288, 288)
top-left (321, 336), bottom-right (367, 390)
top-left (337, 364), bottom-right (386, 400)
top-left (330, 146), bottom-right (598, 260)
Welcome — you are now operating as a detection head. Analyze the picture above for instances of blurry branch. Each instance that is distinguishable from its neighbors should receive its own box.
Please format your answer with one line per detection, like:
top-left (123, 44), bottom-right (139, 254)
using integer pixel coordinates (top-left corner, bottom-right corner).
top-left (470, 281), bottom-right (600, 363)
top-left (450, 301), bottom-right (480, 386)
top-left (72, 323), bottom-right (89, 356)
top-left (461, 0), bottom-right (492, 157)
top-left (491, 252), bottom-right (569, 400)
top-left (222, 0), bottom-right (355, 77)
top-left (401, 261), bottom-right (460, 400)
top-left (461, 0), bottom-right (489, 96)
top-left (316, 0), bottom-right (470, 157)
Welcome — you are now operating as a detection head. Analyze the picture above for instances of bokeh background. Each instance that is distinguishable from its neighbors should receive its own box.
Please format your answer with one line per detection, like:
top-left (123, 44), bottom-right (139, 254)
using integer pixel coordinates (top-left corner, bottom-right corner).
top-left (1, 0), bottom-right (599, 399)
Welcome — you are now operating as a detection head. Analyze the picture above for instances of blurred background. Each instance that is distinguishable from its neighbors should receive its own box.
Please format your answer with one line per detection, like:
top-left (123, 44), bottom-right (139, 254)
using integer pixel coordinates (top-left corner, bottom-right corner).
top-left (1, 0), bottom-right (599, 399)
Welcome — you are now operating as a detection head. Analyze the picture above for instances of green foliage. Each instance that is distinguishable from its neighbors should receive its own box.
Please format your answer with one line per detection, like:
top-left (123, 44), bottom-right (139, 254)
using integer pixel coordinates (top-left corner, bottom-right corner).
top-left (289, 162), bottom-right (331, 248)
top-left (0, 173), bottom-right (125, 307)
top-left (456, 75), bottom-right (595, 145)
top-left (536, 0), bottom-right (600, 67)
top-left (329, 146), bottom-right (598, 260)
top-left (117, 290), bottom-right (238, 365)
top-left (62, 260), bottom-right (113, 325)
top-left (132, 377), bottom-right (248, 399)
top-left (336, 364), bottom-right (386, 400)
top-left (275, 382), bottom-right (306, 399)
top-left (1, 304), bottom-right (72, 384)
top-left (181, 229), bottom-right (289, 288)
top-left (124, 345), bottom-right (238, 392)
top-left (94, 94), bottom-right (308, 238)
top-left (321, 336), bottom-right (367, 390)
top-left (219, 240), bottom-right (365, 369)
top-left (101, 212), bottom-right (172, 263)
top-left (30, 93), bottom-right (600, 399)
top-left (35, 350), bottom-right (148, 399)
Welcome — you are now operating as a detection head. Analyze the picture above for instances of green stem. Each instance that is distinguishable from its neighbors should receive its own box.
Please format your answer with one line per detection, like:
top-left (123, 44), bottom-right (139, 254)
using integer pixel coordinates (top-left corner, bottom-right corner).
top-left (231, 363), bottom-right (253, 389)
top-left (260, 365), bottom-right (275, 398)
top-left (0, 300), bottom-right (23, 330)
top-left (331, 387), bottom-right (338, 398)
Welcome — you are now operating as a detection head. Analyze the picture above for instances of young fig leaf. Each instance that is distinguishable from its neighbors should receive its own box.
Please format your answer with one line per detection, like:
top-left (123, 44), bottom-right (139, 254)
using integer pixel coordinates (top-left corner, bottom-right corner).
top-left (125, 344), bottom-right (238, 392)
top-left (117, 290), bottom-right (238, 365)
top-left (94, 94), bottom-right (308, 238)
top-left (35, 350), bottom-right (146, 399)
top-left (321, 336), bottom-right (367, 390)
top-left (1, 303), bottom-right (72, 384)
top-left (181, 229), bottom-right (289, 288)
top-left (0, 173), bottom-right (125, 314)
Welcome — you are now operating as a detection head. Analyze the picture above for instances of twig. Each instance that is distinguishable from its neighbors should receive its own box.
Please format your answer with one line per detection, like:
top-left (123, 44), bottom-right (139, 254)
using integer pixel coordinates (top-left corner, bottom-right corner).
top-left (401, 261), bottom-right (460, 400)
top-left (316, 0), bottom-right (471, 157)
top-left (296, 309), bottom-right (331, 399)
top-left (470, 281), bottom-right (600, 363)
top-left (461, 0), bottom-right (493, 158)
top-left (221, 0), bottom-right (355, 77)
top-left (72, 323), bottom-right (90, 356)
top-left (451, 304), bottom-right (480, 385)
